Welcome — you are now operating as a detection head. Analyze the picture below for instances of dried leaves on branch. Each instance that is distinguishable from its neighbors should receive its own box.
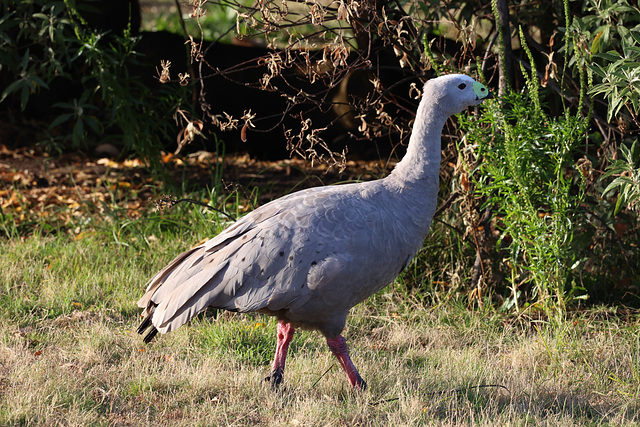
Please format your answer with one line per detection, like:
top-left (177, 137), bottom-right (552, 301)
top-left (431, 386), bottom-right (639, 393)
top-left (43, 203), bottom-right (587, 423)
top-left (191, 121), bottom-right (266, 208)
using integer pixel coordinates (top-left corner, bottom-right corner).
top-left (167, 0), bottom-right (491, 167)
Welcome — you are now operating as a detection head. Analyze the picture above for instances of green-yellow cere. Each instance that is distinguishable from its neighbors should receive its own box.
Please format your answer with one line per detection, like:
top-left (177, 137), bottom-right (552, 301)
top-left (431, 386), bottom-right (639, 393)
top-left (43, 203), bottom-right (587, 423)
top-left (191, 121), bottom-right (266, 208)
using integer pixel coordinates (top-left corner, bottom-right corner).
top-left (473, 81), bottom-right (490, 98)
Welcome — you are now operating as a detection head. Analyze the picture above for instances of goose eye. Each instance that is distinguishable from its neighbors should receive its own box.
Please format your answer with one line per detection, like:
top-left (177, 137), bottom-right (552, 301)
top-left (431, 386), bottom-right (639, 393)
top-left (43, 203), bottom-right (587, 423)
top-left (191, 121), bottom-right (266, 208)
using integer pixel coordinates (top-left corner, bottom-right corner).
top-left (458, 83), bottom-right (466, 90)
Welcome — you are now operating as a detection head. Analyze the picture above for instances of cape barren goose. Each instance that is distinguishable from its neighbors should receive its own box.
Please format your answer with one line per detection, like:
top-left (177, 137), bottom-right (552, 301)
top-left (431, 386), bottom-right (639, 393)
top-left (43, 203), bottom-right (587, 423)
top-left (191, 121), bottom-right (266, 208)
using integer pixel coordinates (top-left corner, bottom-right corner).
top-left (137, 74), bottom-right (492, 390)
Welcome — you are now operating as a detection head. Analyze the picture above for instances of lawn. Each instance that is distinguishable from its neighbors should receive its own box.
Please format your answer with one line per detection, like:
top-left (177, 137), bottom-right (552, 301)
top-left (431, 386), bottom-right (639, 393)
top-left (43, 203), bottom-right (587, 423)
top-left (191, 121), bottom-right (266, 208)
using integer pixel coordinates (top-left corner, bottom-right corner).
top-left (1, 185), bottom-right (639, 426)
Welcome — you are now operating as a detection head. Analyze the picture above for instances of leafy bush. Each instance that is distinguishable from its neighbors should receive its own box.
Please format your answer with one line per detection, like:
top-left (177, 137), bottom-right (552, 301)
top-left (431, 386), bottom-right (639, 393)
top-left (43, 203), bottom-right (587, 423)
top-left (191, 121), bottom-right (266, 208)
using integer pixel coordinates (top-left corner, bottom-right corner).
top-left (589, 31), bottom-right (640, 123)
top-left (0, 0), bottom-right (189, 167)
top-left (451, 0), bottom-right (640, 313)
top-left (602, 140), bottom-right (640, 214)
top-left (460, 89), bottom-right (589, 315)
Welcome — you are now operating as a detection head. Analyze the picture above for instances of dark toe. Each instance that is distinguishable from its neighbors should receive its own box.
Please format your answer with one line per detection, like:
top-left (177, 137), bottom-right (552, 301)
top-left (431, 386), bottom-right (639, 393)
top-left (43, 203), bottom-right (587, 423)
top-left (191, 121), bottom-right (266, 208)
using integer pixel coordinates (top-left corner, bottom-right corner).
top-left (266, 369), bottom-right (283, 390)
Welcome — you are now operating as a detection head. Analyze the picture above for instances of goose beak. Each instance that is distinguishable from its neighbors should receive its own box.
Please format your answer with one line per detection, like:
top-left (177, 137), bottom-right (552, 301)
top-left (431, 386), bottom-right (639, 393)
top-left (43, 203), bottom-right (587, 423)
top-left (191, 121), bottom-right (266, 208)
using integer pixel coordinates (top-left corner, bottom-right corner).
top-left (475, 91), bottom-right (493, 102)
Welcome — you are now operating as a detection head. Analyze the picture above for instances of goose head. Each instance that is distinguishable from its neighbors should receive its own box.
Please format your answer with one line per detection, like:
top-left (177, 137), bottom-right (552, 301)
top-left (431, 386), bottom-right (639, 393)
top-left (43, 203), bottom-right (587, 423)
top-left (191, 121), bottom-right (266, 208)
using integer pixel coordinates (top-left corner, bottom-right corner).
top-left (422, 74), bottom-right (493, 116)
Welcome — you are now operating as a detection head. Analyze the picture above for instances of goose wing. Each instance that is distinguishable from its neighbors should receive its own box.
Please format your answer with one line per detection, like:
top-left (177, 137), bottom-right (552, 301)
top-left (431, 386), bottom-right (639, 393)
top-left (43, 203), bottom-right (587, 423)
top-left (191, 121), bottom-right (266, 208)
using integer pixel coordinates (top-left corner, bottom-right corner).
top-left (137, 184), bottom-right (376, 334)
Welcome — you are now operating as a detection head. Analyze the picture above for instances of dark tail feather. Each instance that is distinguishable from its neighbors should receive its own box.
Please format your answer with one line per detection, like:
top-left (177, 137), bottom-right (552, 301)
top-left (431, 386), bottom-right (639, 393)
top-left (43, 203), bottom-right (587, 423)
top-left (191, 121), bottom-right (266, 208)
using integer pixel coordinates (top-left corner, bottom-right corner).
top-left (143, 327), bottom-right (159, 343)
top-left (137, 305), bottom-right (158, 343)
top-left (137, 313), bottom-right (153, 335)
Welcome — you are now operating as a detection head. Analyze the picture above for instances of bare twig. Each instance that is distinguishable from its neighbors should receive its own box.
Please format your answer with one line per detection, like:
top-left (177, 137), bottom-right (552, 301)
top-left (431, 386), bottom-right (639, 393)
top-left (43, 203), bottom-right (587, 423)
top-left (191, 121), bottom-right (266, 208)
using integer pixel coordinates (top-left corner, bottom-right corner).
top-left (155, 195), bottom-right (236, 222)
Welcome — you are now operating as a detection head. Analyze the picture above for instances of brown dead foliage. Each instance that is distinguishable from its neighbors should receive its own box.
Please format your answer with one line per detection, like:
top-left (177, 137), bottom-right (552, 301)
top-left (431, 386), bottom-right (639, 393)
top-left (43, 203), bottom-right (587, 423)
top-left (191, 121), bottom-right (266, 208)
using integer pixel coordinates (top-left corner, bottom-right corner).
top-left (0, 137), bottom-right (393, 233)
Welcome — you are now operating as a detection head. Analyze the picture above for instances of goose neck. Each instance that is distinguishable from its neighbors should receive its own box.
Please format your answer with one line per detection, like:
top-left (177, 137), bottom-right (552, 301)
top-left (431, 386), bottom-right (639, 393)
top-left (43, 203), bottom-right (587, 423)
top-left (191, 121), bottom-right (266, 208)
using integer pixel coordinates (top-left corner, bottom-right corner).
top-left (387, 103), bottom-right (448, 186)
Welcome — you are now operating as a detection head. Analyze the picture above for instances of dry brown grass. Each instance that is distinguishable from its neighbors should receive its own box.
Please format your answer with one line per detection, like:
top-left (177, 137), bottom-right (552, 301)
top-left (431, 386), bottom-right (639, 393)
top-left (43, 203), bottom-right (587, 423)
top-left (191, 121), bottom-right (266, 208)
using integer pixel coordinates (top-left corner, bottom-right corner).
top-left (1, 234), bottom-right (639, 426)
top-left (2, 301), bottom-right (639, 425)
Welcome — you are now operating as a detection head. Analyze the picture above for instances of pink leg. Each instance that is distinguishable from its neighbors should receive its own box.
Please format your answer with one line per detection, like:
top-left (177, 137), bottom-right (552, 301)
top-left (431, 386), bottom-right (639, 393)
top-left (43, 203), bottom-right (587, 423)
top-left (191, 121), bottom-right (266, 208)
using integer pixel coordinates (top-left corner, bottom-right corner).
top-left (326, 335), bottom-right (367, 390)
top-left (266, 321), bottom-right (295, 388)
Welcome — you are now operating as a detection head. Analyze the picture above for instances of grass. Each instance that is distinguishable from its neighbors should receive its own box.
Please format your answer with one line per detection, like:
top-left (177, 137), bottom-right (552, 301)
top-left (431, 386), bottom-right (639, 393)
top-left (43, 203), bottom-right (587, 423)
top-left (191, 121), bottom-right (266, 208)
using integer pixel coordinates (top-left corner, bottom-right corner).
top-left (1, 209), bottom-right (639, 425)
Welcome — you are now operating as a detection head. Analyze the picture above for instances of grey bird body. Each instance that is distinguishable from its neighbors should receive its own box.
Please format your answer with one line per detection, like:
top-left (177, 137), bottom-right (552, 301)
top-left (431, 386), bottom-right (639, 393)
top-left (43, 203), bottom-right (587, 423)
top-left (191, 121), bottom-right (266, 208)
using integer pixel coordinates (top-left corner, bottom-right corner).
top-left (137, 74), bottom-right (492, 388)
top-left (138, 178), bottom-right (435, 338)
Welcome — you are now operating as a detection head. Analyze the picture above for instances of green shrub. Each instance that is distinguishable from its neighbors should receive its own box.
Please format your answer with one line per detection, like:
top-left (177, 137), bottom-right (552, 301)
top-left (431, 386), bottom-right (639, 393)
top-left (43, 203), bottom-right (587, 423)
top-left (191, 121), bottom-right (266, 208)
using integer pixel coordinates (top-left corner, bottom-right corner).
top-left (459, 81), bottom-right (589, 317)
top-left (451, 0), bottom-right (640, 314)
top-left (589, 31), bottom-right (640, 123)
top-left (601, 140), bottom-right (640, 214)
top-left (0, 0), bottom-right (189, 169)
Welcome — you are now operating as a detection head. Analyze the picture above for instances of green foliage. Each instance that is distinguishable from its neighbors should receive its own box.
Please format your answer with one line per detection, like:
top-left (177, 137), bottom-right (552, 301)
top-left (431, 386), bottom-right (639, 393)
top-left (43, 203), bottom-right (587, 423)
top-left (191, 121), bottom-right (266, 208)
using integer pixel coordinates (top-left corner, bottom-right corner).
top-left (0, 0), bottom-right (71, 102)
top-left (49, 90), bottom-right (103, 148)
top-left (589, 31), bottom-right (640, 122)
top-left (447, 0), bottom-right (640, 313)
top-left (568, 0), bottom-right (640, 123)
top-left (602, 140), bottom-right (640, 214)
top-left (580, 0), bottom-right (640, 54)
top-left (460, 85), bottom-right (589, 316)
top-left (517, 27), bottom-right (542, 117)
top-left (0, 0), bottom-right (190, 167)
top-left (0, 0), bottom-right (66, 108)
top-left (0, 51), bottom-right (51, 110)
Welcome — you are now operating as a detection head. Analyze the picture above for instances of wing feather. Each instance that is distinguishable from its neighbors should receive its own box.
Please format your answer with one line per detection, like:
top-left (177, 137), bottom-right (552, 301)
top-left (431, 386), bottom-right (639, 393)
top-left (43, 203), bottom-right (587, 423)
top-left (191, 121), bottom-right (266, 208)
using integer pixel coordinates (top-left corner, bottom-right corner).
top-left (137, 247), bottom-right (200, 314)
top-left (138, 182), bottom-right (386, 335)
top-left (152, 261), bottom-right (230, 330)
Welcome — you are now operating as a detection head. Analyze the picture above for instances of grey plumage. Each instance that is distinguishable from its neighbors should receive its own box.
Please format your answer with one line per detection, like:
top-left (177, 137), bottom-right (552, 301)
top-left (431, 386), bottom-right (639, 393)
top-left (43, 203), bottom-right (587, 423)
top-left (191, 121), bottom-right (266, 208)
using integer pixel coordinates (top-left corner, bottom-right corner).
top-left (137, 74), bottom-right (492, 388)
